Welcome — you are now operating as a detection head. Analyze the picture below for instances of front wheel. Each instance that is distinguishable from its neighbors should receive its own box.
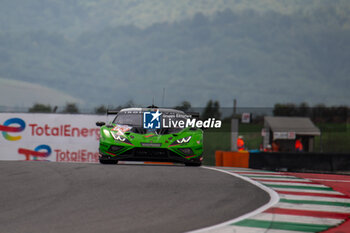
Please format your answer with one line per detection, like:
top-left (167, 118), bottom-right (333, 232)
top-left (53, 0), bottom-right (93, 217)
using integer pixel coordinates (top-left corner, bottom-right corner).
top-left (99, 158), bottom-right (118, 164)
top-left (185, 162), bottom-right (202, 167)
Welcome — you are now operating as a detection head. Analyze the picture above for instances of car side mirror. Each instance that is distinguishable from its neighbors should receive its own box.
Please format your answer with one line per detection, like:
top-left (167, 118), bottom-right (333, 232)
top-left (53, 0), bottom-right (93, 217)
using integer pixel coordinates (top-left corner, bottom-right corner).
top-left (96, 121), bottom-right (106, 127)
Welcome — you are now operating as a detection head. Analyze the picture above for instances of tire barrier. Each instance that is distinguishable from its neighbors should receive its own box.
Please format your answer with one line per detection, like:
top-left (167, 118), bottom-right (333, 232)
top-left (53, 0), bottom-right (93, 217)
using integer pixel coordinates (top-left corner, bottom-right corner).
top-left (215, 151), bottom-right (350, 172)
top-left (215, 150), bottom-right (249, 168)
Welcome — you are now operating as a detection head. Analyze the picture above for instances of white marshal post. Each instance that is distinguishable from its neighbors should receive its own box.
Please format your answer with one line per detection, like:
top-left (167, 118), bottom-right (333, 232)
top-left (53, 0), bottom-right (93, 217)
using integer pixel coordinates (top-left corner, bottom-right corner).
top-left (231, 118), bottom-right (239, 151)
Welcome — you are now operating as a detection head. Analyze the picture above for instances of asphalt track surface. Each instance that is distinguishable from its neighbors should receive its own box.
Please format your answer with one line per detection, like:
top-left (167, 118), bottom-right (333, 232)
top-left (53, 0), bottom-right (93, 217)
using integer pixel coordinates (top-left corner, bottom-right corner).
top-left (0, 161), bottom-right (270, 233)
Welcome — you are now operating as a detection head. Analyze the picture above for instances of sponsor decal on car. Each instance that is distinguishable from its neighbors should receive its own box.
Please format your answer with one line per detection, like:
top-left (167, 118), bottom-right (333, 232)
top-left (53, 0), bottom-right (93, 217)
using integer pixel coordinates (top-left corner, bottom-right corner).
top-left (143, 110), bottom-right (162, 129)
top-left (111, 124), bottom-right (133, 135)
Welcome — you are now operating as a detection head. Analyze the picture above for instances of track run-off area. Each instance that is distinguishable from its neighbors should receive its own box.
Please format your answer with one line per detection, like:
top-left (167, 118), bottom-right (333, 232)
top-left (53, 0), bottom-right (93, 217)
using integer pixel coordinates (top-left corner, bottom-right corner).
top-left (1, 161), bottom-right (349, 233)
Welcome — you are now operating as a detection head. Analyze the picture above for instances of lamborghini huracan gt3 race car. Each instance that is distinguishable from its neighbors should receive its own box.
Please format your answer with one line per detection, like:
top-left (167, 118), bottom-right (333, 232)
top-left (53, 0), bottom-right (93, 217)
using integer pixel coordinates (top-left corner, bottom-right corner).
top-left (96, 107), bottom-right (203, 166)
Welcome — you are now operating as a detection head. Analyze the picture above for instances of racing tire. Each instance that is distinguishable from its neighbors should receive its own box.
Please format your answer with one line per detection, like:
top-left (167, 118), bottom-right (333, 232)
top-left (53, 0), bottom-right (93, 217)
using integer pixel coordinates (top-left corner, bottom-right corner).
top-left (99, 159), bottom-right (118, 165)
top-left (185, 162), bottom-right (202, 167)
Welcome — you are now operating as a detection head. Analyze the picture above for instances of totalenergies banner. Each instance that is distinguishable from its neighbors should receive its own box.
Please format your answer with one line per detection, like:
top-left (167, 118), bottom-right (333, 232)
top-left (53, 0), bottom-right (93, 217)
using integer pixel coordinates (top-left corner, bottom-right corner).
top-left (0, 113), bottom-right (105, 162)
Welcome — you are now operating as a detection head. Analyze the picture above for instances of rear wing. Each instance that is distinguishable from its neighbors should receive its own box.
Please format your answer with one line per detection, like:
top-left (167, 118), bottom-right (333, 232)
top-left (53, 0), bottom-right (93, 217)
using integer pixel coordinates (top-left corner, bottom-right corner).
top-left (186, 112), bottom-right (200, 119)
top-left (107, 110), bottom-right (119, 115)
top-left (107, 109), bottom-right (198, 118)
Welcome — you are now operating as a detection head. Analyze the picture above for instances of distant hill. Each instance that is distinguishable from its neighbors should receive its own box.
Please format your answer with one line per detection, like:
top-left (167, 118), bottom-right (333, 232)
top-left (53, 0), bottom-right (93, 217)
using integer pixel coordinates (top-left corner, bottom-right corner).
top-left (0, 78), bottom-right (84, 109)
top-left (0, 1), bottom-right (349, 108)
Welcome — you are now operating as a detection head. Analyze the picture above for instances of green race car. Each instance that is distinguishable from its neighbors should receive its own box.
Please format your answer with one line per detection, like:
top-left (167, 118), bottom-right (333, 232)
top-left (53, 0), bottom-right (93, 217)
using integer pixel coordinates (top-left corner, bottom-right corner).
top-left (96, 107), bottom-right (203, 166)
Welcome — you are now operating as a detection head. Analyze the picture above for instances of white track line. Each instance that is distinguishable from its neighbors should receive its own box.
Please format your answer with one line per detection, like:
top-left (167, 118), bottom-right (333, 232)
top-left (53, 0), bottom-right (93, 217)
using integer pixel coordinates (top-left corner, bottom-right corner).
top-left (252, 177), bottom-right (313, 182)
top-left (216, 226), bottom-right (308, 233)
top-left (188, 166), bottom-right (280, 233)
top-left (279, 194), bottom-right (350, 203)
top-left (308, 178), bottom-right (350, 183)
top-left (244, 174), bottom-right (302, 178)
top-left (250, 213), bottom-right (342, 225)
top-left (272, 187), bottom-right (341, 194)
top-left (230, 171), bottom-right (281, 174)
top-left (217, 167), bottom-right (258, 171)
top-left (273, 202), bottom-right (350, 213)
top-left (260, 181), bottom-right (326, 187)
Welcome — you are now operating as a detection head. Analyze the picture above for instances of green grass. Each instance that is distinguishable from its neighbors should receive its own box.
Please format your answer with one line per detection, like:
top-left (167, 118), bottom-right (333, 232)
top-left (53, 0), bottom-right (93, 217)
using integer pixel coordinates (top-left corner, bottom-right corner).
top-left (314, 123), bottom-right (350, 153)
top-left (203, 131), bottom-right (231, 165)
top-left (203, 122), bottom-right (263, 165)
top-left (203, 122), bottom-right (350, 166)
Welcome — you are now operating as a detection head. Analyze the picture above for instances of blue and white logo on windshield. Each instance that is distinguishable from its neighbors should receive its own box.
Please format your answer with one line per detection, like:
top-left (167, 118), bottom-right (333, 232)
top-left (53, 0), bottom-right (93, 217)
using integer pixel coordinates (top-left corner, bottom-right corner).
top-left (143, 110), bottom-right (162, 129)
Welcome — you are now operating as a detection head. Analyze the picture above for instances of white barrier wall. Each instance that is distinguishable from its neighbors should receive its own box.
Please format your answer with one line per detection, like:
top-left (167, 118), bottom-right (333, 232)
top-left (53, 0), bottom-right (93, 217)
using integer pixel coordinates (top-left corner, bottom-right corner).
top-left (0, 113), bottom-right (106, 162)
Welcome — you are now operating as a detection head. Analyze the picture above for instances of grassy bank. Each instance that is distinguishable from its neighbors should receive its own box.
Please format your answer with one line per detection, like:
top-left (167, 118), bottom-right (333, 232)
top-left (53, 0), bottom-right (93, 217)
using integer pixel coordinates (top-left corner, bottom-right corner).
top-left (203, 122), bottom-right (350, 166)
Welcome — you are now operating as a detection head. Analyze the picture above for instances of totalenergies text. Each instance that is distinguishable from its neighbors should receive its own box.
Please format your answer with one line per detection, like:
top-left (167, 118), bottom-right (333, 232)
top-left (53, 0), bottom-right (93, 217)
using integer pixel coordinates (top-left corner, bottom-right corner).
top-left (29, 124), bottom-right (100, 140)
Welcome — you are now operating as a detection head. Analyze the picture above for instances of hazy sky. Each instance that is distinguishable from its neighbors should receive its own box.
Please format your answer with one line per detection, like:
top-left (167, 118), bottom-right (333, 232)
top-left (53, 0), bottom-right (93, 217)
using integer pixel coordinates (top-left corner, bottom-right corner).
top-left (0, 0), bottom-right (349, 108)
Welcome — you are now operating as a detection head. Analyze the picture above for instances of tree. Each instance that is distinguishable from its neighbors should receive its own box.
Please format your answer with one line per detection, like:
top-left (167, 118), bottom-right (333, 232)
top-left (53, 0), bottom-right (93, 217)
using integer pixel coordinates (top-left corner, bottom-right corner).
top-left (174, 101), bottom-right (191, 112)
top-left (212, 101), bottom-right (221, 119)
top-left (273, 103), bottom-right (297, 116)
top-left (28, 103), bottom-right (52, 113)
top-left (112, 100), bottom-right (136, 111)
top-left (202, 100), bottom-right (221, 119)
top-left (123, 100), bottom-right (135, 108)
top-left (63, 103), bottom-right (79, 114)
top-left (95, 105), bottom-right (107, 114)
top-left (298, 102), bottom-right (310, 117)
top-left (202, 100), bottom-right (213, 120)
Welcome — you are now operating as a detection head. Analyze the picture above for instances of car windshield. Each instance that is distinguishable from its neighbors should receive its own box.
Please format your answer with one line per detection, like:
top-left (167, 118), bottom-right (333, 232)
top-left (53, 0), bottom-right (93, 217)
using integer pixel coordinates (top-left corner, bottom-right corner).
top-left (113, 112), bottom-right (142, 126)
top-left (113, 110), bottom-right (189, 128)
